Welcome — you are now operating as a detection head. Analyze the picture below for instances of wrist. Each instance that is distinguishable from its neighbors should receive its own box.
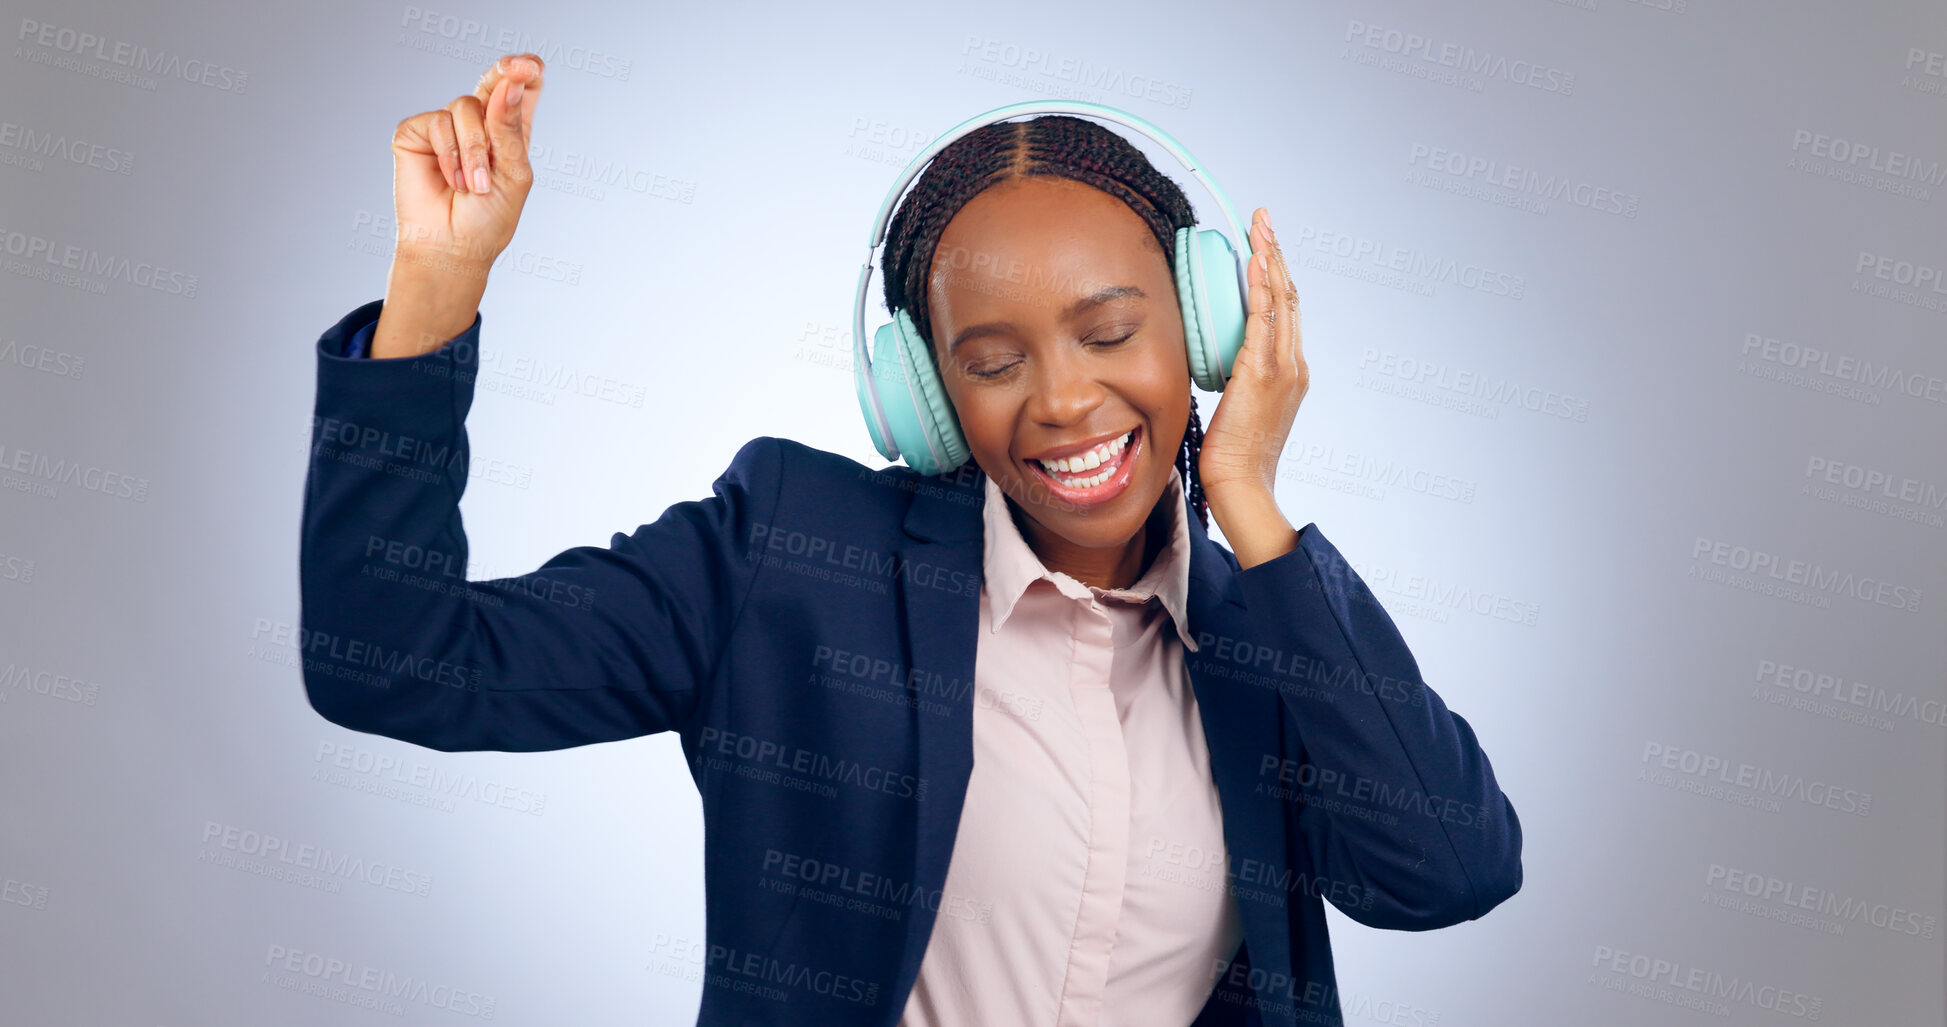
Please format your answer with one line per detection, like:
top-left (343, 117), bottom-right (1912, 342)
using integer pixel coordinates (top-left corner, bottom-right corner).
top-left (372, 261), bottom-right (486, 360)
top-left (389, 245), bottom-right (494, 288)
top-left (1205, 484), bottom-right (1296, 571)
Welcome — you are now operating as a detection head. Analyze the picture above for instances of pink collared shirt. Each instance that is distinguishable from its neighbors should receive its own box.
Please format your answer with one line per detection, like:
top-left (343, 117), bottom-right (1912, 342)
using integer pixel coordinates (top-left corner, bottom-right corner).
top-left (900, 467), bottom-right (1243, 1027)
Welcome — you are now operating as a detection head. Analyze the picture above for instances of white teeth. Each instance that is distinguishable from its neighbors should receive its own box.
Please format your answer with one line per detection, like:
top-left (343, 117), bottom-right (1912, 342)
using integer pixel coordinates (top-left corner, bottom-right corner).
top-left (1036, 430), bottom-right (1133, 486)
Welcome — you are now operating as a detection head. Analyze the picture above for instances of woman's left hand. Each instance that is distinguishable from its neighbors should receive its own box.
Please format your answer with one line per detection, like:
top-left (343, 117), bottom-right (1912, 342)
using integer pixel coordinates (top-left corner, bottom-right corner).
top-left (1197, 207), bottom-right (1307, 533)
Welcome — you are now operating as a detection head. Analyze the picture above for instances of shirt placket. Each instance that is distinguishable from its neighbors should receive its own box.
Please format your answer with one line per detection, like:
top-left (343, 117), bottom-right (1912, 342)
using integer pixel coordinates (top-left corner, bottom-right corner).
top-left (1055, 591), bottom-right (1129, 1027)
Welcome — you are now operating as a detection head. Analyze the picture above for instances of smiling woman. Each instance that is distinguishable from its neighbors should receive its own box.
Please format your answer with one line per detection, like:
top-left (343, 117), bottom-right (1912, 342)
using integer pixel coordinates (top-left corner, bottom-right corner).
top-left (863, 108), bottom-right (1318, 582)
top-left (299, 61), bottom-right (1521, 1027)
top-left (878, 117), bottom-right (1210, 583)
top-left (923, 174), bottom-right (1191, 588)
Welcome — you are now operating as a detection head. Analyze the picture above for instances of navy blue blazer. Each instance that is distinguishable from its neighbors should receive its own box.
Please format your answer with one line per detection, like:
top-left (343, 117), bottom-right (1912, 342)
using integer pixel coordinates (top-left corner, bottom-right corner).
top-left (300, 300), bottom-right (1521, 1027)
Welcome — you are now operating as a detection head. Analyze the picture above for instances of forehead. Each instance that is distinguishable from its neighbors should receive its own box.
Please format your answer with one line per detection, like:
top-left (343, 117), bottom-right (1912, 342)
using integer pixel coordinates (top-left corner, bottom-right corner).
top-left (926, 176), bottom-right (1169, 316)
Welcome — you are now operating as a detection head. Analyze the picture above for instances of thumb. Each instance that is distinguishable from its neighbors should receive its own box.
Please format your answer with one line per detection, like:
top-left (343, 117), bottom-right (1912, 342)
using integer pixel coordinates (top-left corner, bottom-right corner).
top-left (483, 75), bottom-right (534, 189)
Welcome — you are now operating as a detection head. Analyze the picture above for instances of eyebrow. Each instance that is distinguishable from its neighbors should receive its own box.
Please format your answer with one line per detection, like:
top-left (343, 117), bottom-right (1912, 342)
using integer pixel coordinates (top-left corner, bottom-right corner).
top-left (947, 284), bottom-right (1148, 355)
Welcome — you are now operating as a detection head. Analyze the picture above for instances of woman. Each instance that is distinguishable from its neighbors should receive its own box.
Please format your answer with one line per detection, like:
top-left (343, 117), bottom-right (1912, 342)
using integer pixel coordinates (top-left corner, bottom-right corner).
top-left (300, 53), bottom-right (1522, 1027)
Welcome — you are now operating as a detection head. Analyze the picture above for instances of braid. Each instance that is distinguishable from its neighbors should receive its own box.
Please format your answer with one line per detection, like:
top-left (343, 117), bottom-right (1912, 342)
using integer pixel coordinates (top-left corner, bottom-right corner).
top-left (1178, 401), bottom-right (1210, 530)
top-left (880, 114), bottom-right (1212, 530)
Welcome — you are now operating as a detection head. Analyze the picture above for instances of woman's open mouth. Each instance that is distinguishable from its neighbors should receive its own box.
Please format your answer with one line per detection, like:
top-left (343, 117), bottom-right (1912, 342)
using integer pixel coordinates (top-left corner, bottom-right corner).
top-left (1024, 424), bottom-right (1142, 509)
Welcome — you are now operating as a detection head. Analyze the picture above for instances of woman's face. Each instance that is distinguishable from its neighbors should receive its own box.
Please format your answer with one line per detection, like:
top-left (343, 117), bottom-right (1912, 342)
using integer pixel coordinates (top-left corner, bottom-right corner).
top-left (924, 174), bottom-right (1191, 555)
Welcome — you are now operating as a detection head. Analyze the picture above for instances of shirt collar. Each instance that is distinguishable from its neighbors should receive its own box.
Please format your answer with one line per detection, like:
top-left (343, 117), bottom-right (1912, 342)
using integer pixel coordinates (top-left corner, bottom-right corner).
top-left (981, 466), bottom-right (1200, 652)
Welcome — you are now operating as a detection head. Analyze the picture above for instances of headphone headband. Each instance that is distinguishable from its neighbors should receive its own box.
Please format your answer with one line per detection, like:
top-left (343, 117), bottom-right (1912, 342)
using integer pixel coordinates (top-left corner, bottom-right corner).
top-left (851, 101), bottom-right (1252, 466)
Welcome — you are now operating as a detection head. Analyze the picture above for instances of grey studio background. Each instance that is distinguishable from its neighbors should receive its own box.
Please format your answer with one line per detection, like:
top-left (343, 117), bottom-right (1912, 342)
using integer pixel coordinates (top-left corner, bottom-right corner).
top-left (1, 0), bottom-right (1942, 1023)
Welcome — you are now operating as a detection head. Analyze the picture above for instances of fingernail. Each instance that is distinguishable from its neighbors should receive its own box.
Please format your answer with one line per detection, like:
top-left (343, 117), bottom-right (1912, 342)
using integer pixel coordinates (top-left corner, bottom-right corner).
top-left (506, 81), bottom-right (524, 110)
top-left (472, 167), bottom-right (490, 194)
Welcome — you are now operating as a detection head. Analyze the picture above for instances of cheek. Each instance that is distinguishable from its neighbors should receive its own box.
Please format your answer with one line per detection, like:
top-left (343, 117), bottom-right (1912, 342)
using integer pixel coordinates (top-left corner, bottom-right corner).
top-left (1132, 352), bottom-right (1191, 424)
top-left (948, 389), bottom-right (1014, 460)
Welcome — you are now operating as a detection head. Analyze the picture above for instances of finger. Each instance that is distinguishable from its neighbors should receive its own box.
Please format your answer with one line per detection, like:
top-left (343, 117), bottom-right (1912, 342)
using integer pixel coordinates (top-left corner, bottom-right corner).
top-left (1251, 209), bottom-right (1281, 364)
top-left (1282, 255), bottom-right (1305, 375)
top-left (392, 110), bottom-right (455, 200)
top-left (1244, 209), bottom-right (1283, 375)
top-left (476, 53), bottom-right (545, 144)
top-left (1272, 242), bottom-right (1303, 374)
top-left (472, 55), bottom-right (509, 107)
top-left (426, 109), bottom-right (461, 193)
top-left (482, 73), bottom-right (533, 189)
top-left (1238, 233), bottom-right (1277, 380)
top-left (1263, 212), bottom-right (1299, 369)
top-left (448, 95), bottom-right (490, 194)
top-left (1259, 210), bottom-right (1308, 394)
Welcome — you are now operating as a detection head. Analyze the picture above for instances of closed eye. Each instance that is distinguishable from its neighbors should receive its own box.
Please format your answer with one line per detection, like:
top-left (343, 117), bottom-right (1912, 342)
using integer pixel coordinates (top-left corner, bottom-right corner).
top-left (965, 334), bottom-right (1135, 379)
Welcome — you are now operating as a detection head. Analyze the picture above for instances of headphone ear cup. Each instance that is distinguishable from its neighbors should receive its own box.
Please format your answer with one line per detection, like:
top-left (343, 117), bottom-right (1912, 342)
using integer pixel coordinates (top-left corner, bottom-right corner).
top-left (1180, 226), bottom-right (1247, 392)
top-left (1194, 227), bottom-right (1248, 386)
top-left (886, 309), bottom-right (969, 476)
top-left (856, 324), bottom-right (898, 460)
top-left (1173, 226), bottom-right (1217, 391)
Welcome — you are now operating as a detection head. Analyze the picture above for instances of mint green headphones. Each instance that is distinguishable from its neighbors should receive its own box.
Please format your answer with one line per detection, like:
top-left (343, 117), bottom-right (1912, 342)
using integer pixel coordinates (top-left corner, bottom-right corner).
top-left (852, 101), bottom-right (1256, 476)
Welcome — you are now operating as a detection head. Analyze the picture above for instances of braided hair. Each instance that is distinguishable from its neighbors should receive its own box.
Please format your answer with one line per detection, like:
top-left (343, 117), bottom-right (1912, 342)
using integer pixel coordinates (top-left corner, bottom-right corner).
top-left (880, 115), bottom-right (1212, 530)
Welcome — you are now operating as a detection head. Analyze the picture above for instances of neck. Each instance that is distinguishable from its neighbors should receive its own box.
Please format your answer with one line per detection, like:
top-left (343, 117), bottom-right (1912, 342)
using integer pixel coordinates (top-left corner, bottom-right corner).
top-left (1009, 493), bottom-right (1170, 591)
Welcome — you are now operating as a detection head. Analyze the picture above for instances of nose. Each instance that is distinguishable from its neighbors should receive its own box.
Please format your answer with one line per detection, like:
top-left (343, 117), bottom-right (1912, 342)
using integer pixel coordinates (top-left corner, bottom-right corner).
top-left (1023, 346), bottom-right (1106, 428)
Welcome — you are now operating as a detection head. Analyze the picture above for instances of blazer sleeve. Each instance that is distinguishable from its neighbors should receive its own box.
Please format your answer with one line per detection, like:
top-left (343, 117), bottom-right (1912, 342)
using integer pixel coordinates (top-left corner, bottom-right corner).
top-left (1233, 525), bottom-right (1522, 931)
top-left (298, 299), bottom-right (782, 753)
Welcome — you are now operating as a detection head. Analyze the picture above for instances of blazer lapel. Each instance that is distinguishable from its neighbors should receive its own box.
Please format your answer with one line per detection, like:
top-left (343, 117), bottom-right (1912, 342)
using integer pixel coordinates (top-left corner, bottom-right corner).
top-left (884, 465), bottom-right (985, 1024)
top-left (1182, 503), bottom-right (1296, 1006)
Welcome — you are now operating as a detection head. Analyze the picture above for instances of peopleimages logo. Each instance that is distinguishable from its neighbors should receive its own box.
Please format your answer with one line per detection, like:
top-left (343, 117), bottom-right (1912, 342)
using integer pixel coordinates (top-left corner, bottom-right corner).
top-left (0, 225), bottom-right (197, 296)
top-left (0, 441), bottom-right (148, 500)
top-left (0, 338), bottom-right (86, 378)
top-left (0, 662), bottom-right (100, 706)
top-left (1855, 251), bottom-right (1947, 294)
top-left (695, 727), bottom-right (927, 801)
top-left (1790, 130), bottom-right (1947, 187)
top-left (1906, 47), bottom-right (1947, 95)
top-left (16, 18), bottom-right (249, 92)
top-left (1853, 250), bottom-right (1947, 315)
top-left (1407, 143), bottom-right (1640, 217)
top-left (957, 35), bottom-right (1193, 109)
top-left (1705, 864), bottom-right (1937, 939)
top-left (1753, 658), bottom-right (1947, 732)
top-left (1740, 332), bottom-right (1947, 406)
top-left (1588, 944), bottom-right (1821, 1019)
top-left (1640, 742), bottom-right (1872, 817)
top-left (251, 618), bottom-right (482, 692)
top-left (262, 943), bottom-right (497, 1018)
top-left (202, 821), bottom-right (433, 898)
top-left (706, 945), bottom-right (881, 1007)
top-left (1690, 536), bottom-right (1924, 613)
top-left (1804, 455), bottom-right (1947, 521)
top-left (314, 741), bottom-right (547, 815)
top-left (1290, 226), bottom-right (1526, 299)
top-left (1344, 20), bottom-right (1576, 94)
top-left (395, 6), bottom-right (632, 80)
top-left (1358, 348), bottom-right (1586, 421)
top-left (0, 121), bottom-right (135, 175)
top-left (748, 521), bottom-right (979, 598)
top-left (760, 848), bottom-right (993, 925)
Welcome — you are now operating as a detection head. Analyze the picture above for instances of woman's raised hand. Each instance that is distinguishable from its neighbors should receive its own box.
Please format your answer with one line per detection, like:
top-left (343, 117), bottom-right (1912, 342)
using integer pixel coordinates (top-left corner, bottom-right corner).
top-left (371, 54), bottom-right (545, 358)
top-left (1196, 207), bottom-right (1310, 569)
top-left (393, 53), bottom-right (544, 272)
